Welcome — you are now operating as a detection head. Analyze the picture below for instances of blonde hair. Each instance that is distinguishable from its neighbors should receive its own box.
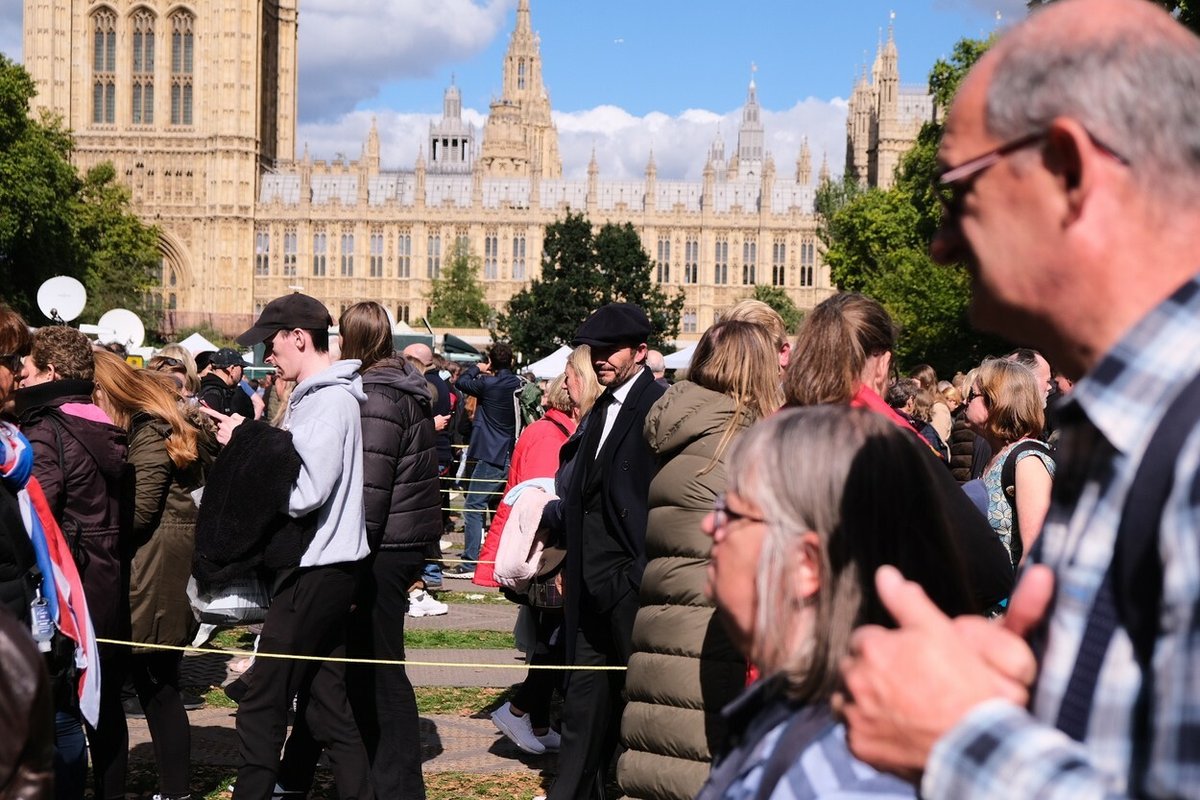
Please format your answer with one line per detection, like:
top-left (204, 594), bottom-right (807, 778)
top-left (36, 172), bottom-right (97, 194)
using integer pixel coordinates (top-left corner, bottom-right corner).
top-left (92, 350), bottom-right (198, 469)
top-left (721, 298), bottom-right (790, 348)
top-left (155, 343), bottom-right (200, 394)
top-left (974, 358), bottom-right (1044, 444)
top-left (544, 373), bottom-right (571, 414)
top-left (687, 320), bottom-right (783, 473)
top-left (566, 345), bottom-right (603, 417)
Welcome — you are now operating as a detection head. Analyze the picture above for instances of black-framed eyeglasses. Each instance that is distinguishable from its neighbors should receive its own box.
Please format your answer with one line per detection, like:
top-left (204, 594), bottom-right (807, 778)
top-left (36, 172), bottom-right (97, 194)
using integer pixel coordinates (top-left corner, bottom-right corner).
top-left (965, 386), bottom-right (984, 405)
top-left (932, 128), bottom-right (1129, 225)
top-left (712, 494), bottom-right (766, 529)
top-left (0, 353), bottom-right (25, 374)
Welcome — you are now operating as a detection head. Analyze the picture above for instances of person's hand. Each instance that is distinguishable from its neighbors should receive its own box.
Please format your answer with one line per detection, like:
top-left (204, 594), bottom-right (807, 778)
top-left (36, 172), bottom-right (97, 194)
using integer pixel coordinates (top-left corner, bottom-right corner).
top-left (199, 405), bottom-right (246, 446)
top-left (834, 564), bottom-right (1054, 781)
top-left (434, 413), bottom-right (450, 431)
top-left (477, 358), bottom-right (492, 375)
top-left (250, 391), bottom-right (265, 420)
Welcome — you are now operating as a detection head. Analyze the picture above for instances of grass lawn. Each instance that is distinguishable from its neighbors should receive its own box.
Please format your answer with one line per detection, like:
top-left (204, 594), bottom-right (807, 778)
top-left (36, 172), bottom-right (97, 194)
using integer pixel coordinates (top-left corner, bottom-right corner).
top-left (404, 628), bottom-right (516, 649)
top-left (121, 765), bottom-right (548, 800)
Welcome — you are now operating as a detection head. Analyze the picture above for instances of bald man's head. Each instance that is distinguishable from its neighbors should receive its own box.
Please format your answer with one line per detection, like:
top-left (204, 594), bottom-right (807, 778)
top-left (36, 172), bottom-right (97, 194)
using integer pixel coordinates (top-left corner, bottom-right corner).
top-left (981, 0), bottom-right (1200, 208)
top-left (403, 342), bottom-right (434, 369)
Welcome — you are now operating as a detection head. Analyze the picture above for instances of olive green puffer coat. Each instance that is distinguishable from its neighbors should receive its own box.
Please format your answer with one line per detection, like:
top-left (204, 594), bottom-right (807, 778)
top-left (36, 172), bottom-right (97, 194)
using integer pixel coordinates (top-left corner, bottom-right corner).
top-left (618, 381), bottom-right (753, 800)
top-left (128, 411), bottom-right (215, 650)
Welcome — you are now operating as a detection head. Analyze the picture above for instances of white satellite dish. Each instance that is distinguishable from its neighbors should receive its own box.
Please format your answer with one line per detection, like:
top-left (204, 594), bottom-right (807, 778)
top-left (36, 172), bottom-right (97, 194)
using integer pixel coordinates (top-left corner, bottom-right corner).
top-left (96, 309), bottom-right (145, 349)
top-left (36, 276), bottom-right (87, 323)
top-left (384, 306), bottom-right (398, 333)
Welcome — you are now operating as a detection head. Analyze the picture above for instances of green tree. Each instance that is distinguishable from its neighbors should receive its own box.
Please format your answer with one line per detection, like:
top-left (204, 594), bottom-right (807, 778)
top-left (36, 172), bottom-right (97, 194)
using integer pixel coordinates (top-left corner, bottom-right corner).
top-left (75, 163), bottom-right (162, 322)
top-left (750, 285), bottom-right (805, 333)
top-left (0, 55), bottom-right (162, 330)
top-left (0, 54), bottom-right (83, 318)
top-left (819, 37), bottom-right (1012, 375)
top-left (498, 212), bottom-right (684, 361)
top-left (426, 241), bottom-right (490, 327)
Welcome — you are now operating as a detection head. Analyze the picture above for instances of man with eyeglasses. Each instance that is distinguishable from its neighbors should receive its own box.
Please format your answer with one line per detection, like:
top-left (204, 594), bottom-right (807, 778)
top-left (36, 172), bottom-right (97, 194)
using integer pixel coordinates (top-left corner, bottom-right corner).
top-left (197, 347), bottom-right (255, 421)
top-left (836, 2), bottom-right (1200, 798)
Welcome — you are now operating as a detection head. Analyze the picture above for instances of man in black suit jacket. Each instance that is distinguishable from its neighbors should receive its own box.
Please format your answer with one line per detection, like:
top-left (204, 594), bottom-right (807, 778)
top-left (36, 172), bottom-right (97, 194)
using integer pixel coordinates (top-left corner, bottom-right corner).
top-left (543, 303), bottom-right (666, 800)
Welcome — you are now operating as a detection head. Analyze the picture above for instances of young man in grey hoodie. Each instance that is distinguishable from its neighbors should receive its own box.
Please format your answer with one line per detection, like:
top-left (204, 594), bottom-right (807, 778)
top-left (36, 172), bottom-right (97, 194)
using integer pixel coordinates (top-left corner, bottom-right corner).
top-left (207, 293), bottom-right (374, 800)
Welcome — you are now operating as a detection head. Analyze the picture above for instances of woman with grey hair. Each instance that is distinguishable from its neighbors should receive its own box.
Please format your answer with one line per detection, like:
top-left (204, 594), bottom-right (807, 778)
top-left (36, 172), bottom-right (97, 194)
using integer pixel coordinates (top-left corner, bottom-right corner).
top-left (695, 406), bottom-right (975, 799)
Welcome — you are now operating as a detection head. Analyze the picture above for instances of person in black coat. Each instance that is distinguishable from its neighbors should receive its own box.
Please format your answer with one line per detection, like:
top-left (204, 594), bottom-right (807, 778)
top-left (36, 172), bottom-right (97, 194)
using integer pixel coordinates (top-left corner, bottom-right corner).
top-left (539, 303), bottom-right (667, 800)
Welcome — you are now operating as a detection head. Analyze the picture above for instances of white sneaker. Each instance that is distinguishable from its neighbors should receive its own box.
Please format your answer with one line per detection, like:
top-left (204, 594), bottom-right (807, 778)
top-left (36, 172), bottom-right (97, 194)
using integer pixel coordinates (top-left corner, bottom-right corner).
top-left (536, 727), bottom-right (561, 752)
top-left (407, 589), bottom-right (448, 617)
top-left (491, 701), bottom-right (545, 754)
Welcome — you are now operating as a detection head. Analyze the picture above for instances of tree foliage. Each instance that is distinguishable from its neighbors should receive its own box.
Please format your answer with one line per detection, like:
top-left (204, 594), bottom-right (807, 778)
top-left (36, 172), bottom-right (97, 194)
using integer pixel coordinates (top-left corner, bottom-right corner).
top-left (750, 285), bottom-right (804, 333)
top-left (818, 38), bottom-right (1010, 374)
top-left (498, 212), bottom-right (684, 361)
top-left (0, 55), bottom-right (161, 329)
top-left (426, 241), bottom-right (490, 327)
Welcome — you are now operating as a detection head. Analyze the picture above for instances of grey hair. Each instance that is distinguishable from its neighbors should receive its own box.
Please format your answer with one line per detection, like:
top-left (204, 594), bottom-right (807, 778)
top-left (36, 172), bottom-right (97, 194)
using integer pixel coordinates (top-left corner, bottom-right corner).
top-left (724, 406), bottom-right (973, 702)
top-left (986, 11), bottom-right (1200, 206)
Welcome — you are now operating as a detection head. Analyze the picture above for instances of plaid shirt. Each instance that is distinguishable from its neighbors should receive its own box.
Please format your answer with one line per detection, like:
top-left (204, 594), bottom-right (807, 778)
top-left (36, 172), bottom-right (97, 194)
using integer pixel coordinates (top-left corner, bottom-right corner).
top-left (923, 276), bottom-right (1200, 799)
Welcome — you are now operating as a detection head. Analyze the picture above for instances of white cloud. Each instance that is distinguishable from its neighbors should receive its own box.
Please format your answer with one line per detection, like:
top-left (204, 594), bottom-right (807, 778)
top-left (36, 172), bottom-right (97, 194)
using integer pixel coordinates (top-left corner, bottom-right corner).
top-left (297, 99), bottom-right (849, 182)
top-left (297, 0), bottom-right (512, 122)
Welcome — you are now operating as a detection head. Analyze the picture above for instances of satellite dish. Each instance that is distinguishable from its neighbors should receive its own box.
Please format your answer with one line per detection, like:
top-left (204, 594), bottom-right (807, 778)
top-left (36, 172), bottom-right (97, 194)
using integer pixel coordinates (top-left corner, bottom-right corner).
top-left (384, 307), bottom-right (398, 333)
top-left (37, 276), bottom-right (87, 323)
top-left (96, 309), bottom-right (145, 349)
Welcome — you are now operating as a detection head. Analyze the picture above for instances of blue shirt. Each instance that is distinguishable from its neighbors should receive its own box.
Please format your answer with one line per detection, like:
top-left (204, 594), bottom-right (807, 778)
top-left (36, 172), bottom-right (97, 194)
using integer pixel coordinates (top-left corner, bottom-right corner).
top-left (924, 275), bottom-right (1200, 798)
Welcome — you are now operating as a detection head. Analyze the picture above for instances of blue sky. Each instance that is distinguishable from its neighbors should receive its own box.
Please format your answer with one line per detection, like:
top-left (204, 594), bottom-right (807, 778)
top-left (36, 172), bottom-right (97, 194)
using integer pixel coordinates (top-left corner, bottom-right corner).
top-left (8, 0), bottom-right (1027, 179)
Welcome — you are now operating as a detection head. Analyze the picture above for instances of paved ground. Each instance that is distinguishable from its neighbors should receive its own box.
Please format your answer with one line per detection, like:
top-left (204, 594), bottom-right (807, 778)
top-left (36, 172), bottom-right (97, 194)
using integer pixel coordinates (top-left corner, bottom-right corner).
top-left (128, 577), bottom-right (562, 782)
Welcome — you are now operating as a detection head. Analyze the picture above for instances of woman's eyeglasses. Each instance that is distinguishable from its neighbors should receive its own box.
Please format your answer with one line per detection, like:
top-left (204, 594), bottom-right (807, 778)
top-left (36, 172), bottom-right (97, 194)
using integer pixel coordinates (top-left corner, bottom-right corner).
top-left (712, 494), bottom-right (766, 529)
top-left (151, 356), bottom-right (184, 369)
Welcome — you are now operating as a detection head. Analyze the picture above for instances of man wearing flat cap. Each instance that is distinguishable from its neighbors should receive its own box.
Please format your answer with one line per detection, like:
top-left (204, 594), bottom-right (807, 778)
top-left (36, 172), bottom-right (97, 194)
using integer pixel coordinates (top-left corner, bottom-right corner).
top-left (541, 302), bottom-right (666, 799)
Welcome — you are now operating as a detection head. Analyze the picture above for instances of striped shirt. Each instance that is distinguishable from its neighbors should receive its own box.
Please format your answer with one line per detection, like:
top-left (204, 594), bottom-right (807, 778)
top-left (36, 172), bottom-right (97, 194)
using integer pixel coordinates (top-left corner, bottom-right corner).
top-left (923, 275), bottom-right (1200, 798)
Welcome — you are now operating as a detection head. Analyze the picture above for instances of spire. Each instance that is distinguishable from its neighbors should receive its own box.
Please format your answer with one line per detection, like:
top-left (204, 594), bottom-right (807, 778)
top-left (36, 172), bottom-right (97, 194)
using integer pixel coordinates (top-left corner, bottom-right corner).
top-left (588, 146), bottom-right (599, 177)
top-left (796, 137), bottom-right (812, 185)
top-left (737, 63), bottom-right (765, 179)
top-left (516, 0), bottom-right (532, 36)
top-left (818, 150), bottom-right (831, 185)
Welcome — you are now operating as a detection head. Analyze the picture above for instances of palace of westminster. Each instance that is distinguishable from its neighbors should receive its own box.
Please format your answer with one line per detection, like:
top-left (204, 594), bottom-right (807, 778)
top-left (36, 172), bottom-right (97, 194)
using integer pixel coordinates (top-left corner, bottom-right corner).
top-left (21, 0), bottom-right (932, 341)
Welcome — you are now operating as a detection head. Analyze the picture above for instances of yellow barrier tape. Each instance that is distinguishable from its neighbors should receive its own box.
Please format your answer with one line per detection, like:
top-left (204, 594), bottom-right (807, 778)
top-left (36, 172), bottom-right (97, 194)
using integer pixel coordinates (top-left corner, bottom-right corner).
top-left (94, 638), bottom-right (626, 670)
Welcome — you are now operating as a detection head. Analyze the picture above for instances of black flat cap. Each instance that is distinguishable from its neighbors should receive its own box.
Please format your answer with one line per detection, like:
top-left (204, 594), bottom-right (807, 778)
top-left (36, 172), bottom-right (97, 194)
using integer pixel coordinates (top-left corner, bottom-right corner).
top-left (237, 293), bottom-right (332, 347)
top-left (572, 303), bottom-right (652, 348)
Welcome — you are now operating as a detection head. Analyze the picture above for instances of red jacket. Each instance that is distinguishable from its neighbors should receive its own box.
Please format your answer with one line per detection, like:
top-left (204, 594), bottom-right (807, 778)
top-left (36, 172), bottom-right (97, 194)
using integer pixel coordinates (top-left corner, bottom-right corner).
top-left (473, 407), bottom-right (575, 587)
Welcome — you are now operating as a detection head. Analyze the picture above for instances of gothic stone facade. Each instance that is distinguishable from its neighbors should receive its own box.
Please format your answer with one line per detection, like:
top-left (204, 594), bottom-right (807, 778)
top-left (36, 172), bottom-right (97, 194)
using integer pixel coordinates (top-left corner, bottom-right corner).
top-left (24, 0), bottom-right (849, 341)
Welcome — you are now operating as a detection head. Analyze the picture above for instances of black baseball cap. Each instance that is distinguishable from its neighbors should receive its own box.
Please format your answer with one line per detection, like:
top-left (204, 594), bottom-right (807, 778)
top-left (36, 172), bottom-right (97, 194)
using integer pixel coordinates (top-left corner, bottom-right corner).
top-left (236, 293), bottom-right (332, 347)
top-left (572, 303), bottom-right (652, 348)
top-left (210, 347), bottom-right (250, 368)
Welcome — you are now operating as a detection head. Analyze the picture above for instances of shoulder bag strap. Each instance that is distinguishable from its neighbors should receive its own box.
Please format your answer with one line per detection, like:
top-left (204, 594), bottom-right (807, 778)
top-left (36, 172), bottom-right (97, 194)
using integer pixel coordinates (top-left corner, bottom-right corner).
top-left (750, 704), bottom-right (837, 800)
top-left (1000, 439), bottom-right (1052, 565)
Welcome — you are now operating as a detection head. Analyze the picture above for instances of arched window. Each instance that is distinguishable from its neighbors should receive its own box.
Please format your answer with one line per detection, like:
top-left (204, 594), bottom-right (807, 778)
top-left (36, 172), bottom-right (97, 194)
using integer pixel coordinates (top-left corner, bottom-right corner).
top-left (131, 10), bottom-right (156, 124)
top-left (170, 12), bottom-right (194, 126)
top-left (517, 59), bottom-right (526, 90)
top-left (92, 10), bottom-right (117, 124)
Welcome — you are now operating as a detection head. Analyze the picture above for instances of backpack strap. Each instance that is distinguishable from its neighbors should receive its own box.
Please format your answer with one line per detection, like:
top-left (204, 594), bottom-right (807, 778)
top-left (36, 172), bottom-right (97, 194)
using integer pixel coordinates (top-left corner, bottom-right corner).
top-left (1000, 439), bottom-right (1052, 565)
top-left (1055, 368), bottom-right (1200, 770)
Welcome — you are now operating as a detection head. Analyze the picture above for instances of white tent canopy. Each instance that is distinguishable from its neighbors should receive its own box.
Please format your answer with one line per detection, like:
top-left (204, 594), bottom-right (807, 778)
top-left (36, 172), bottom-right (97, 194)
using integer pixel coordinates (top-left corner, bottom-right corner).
top-left (663, 343), bottom-right (696, 370)
top-left (524, 345), bottom-right (572, 380)
top-left (178, 331), bottom-right (219, 355)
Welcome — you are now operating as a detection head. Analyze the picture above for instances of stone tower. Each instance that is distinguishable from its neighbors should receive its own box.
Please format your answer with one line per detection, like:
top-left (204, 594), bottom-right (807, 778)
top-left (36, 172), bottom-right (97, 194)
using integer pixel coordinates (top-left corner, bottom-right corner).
top-left (429, 79), bottom-right (475, 174)
top-left (844, 19), bottom-right (933, 189)
top-left (22, 0), bottom-right (299, 331)
top-left (478, 0), bottom-right (562, 178)
top-left (736, 68), bottom-right (765, 179)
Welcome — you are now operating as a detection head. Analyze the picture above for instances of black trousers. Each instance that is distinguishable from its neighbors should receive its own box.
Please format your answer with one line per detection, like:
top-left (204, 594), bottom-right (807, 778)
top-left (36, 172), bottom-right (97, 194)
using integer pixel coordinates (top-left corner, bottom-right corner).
top-left (130, 650), bottom-right (189, 797)
top-left (232, 563), bottom-right (372, 800)
top-left (548, 588), bottom-right (639, 800)
top-left (85, 647), bottom-right (129, 800)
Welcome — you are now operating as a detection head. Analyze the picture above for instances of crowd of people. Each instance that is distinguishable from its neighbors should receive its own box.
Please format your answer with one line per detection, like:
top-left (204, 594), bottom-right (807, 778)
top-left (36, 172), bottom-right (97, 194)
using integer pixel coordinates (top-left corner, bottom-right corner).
top-left (2, 0), bottom-right (1200, 798)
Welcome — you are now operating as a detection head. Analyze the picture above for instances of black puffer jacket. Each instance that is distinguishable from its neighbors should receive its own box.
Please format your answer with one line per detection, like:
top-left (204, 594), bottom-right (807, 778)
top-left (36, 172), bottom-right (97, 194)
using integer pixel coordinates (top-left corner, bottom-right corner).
top-left (949, 409), bottom-right (977, 484)
top-left (14, 381), bottom-right (130, 641)
top-left (360, 358), bottom-right (441, 553)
